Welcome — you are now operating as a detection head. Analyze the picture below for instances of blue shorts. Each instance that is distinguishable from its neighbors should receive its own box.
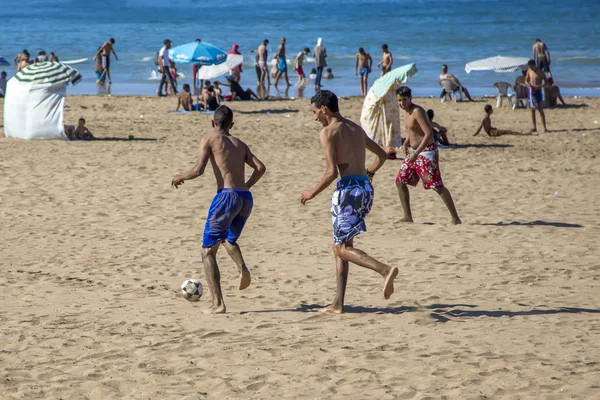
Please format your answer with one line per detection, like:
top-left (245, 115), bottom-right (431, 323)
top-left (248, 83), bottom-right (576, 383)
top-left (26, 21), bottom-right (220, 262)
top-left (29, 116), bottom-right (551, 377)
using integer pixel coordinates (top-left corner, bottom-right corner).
top-left (359, 67), bottom-right (369, 78)
top-left (203, 188), bottom-right (253, 248)
top-left (95, 71), bottom-right (106, 82)
top-left (528, 88), bottom-right (543, 109)
top-left (331, 175), bottom-right (374, 244)
top-left (278, 57), bottom-right (287, 72)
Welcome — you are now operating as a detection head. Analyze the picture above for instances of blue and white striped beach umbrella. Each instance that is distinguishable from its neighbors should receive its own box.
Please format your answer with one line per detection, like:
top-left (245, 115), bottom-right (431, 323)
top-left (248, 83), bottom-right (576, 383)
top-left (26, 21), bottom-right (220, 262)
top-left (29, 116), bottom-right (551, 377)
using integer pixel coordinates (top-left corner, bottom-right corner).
top-left (14, 62), bottom-right (82, 86)
top-left (168, 42), bottom-right (228, 66)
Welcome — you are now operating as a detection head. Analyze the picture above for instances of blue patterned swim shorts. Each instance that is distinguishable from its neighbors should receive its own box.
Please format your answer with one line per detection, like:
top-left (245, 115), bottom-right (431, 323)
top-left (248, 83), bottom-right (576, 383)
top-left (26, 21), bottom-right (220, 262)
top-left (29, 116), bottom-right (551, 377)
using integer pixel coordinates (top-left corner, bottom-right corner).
top-left (331, 175), bottom-right (374, 244)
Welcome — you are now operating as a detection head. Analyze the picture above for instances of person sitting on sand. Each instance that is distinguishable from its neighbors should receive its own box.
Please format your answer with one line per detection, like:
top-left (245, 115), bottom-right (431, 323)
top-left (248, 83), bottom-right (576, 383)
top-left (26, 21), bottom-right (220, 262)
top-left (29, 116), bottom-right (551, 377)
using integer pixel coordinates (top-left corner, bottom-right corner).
top-left (204, 86), bottom-right (221, 111)
top-left (426, 109), bottom-right (451, 146)
top-left (65, 118), bottom-right (95, 140)
top-left (474, 105), bottom-right (527, 137)
top-left (546, 77), bottom-right (566, 107)
top-left (323, 68), bottom-right (334, 79)
top-left (219, 75), bottom-right (259, 101)
top-left (176, 84), bottom-right (194, 112)
top-left (213, 81), bottom-right (224, 100)
top-left (309, 68), bottom-right (317, 80)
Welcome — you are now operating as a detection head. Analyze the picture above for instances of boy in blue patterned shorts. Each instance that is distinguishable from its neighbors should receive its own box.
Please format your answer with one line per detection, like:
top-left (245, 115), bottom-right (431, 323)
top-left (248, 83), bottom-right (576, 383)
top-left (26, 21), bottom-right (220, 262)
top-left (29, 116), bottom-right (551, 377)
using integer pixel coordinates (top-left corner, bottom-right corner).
top-left (301, 90), bottom-right (399, 314)
top-left (172, 106), bottom-right (266, 314)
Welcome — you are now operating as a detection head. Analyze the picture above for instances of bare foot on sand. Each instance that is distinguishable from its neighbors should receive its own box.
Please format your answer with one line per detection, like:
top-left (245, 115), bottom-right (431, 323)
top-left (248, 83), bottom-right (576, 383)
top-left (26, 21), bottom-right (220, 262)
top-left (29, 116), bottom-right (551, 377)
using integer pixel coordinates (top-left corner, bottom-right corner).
top-left (319, 304), bottom-right (344, 314)
top-left (452, 218), bottom-right (462, 225)
top-left (239, 268), bottom-right (251, 290)
top-left (383, 267), bottom-right (399, 300)
top-left (201, 305), bottom-right (226, 315)
top-left (399, 216), bottom-right (413, 223)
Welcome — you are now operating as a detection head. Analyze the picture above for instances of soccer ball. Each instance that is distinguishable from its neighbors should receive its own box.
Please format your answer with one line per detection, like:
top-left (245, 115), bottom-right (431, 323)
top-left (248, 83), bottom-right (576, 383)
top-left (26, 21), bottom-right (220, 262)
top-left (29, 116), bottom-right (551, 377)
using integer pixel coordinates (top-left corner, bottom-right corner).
top-left (181, 279), bottom-right (203, 302)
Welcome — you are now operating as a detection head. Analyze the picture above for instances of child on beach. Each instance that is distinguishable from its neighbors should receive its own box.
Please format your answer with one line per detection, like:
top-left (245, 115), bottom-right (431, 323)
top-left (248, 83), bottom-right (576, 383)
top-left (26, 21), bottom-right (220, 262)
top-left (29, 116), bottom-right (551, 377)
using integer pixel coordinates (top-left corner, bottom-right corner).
top-left (294, 48), bottom-right (310, 88)
top-left (426, 109), bottom-right (451, 145)
top-left (171, 106), bottom-right (266, 314)
top-left (65, 118), bottom-right (95, 140)
top-left (323, 68), bottom-right (334, 79)
top-left (309, 68), bottom-right (317, 80)
top-left (474, 105), bottom-right (527, 137)
top-left (176, 84), bottom-right (194, 112)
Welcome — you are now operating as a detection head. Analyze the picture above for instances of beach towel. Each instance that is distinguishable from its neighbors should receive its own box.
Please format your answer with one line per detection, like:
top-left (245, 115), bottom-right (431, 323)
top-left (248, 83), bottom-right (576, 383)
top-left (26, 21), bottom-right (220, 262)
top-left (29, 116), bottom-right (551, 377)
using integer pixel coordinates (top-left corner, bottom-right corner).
top-left (360, 81), bottom-right (402, 148)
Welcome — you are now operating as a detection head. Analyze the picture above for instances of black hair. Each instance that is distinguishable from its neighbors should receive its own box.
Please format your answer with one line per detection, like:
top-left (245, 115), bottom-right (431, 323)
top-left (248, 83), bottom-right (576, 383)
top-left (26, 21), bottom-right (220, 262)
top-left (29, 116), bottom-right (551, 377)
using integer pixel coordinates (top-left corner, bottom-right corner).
top-left (396, 86), bottom-right (412, 98)
top-left (195, 38), bottom-right (201, 42)
top-left (484, 104), bottom-right (492, 113)
top-left (79, 117), bottom-right (86, 123)
top-left (204, 80), bottom-right (211, 85)
top-left (426, 109), bottom-right (434, 120)
top-left (1, 71), bottom-right (6, 75)
top-left (207, 85), bottom-right (215, 92)
top-left (441, 64), bottom-right (448, 72)
top-left (382, 44), bottom-right (388, 50)
top-left (304, 47), bottom-right (310, 53)
top-left (110, 38), bottom-right (115, 43)
top-left (310, 68), bottom-right (317, 74)
top-left (326, 68), bottom-right (332, 72)
top-left (311, 90), bottom-right (339, 113)
top-left (214, 105), bottom-right (234, 128)
top-left (358, 47), bottom-right (364, 53)
top-left (548, 77), bottom-right (555, 85)
top-left (264, 39), bottom-right (269, 44)
top-left (528, 60), bottom-right (536, 67)
top-left (536, 38), bottom-right (541, 42)
top-left (183, 83), bottom-right (190, 91)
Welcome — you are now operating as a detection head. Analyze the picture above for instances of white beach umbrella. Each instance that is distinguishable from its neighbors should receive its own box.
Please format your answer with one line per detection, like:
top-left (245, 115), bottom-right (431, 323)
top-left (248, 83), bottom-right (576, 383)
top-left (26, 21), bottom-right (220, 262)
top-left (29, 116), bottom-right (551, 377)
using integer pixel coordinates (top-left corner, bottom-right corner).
top-left (196, 54), bottom-right (244, 80)
top-left (465, 56), bottom-right (529, 74)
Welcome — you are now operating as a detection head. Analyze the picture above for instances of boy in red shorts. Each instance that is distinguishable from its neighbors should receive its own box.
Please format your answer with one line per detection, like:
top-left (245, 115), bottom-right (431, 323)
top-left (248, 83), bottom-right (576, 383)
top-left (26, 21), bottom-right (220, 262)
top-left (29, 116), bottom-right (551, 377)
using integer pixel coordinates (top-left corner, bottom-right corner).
top-left (395, 86), bottom-right (461, 224)
top-left (294, 48), bottom-right (310, 88)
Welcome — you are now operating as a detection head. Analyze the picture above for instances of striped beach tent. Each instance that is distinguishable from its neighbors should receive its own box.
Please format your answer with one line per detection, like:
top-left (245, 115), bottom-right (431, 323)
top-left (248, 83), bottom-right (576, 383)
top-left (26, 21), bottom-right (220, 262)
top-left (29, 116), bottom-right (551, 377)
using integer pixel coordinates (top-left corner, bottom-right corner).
top-left (4, 62), bottom-right (81, 140)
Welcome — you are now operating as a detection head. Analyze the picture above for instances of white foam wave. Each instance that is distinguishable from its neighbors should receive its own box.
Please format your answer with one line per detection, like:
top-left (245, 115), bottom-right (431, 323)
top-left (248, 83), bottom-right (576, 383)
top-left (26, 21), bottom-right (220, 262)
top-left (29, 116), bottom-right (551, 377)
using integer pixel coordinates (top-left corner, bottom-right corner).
top-left (141, 56), bottom-right (153, 62)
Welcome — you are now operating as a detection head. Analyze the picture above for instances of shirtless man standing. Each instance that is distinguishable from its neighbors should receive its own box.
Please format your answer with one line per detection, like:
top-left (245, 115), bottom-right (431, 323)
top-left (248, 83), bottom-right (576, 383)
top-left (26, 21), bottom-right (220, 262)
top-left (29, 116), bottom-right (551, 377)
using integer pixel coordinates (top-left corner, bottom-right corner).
top-left (376, 44), bottom-right (393, 76)
top-left (95, 38), bottom-right (117, 85)
top-left (355, 47), bottom-right (373, 96)
top-left (525, 60), bottom-right (548, 133)
top-left (171, 106), bottom-right (266, 314)
top-left (395, 86), bottom-right (461, 224)
top-left (274, 37), bottom-right (291, 88)
top-left (300, 90), bottom-right (399, 314)
top-left (257, 39), bottom-right (270, 87)
top-left (532, 38), bottom-right (551, 75)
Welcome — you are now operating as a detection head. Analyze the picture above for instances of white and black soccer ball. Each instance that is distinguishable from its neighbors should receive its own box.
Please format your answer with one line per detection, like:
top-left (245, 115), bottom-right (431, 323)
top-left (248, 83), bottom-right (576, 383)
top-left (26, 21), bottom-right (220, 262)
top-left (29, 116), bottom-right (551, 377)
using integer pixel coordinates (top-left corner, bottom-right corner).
top-left (181, 279), bottom-right (203, 302)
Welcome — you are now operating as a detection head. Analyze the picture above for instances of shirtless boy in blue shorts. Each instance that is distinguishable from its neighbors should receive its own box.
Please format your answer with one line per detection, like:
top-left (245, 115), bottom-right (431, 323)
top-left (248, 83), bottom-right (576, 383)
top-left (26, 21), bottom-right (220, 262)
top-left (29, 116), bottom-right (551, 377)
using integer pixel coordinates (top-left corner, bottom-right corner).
top-left (301, 90), bottom-right (399, 314)
top-left (172, 106), bottom-right (266, 314)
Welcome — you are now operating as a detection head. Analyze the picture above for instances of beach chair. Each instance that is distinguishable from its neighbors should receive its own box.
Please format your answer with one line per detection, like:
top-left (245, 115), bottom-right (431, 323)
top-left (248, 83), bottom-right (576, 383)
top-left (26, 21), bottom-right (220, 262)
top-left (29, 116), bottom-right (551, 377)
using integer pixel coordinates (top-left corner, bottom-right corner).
top-left (513, 83), bottom-right (529, 110)
top-left (440, 79), bottom-right (463, 103)
top-left (493, 82), bottom-right (515, 108)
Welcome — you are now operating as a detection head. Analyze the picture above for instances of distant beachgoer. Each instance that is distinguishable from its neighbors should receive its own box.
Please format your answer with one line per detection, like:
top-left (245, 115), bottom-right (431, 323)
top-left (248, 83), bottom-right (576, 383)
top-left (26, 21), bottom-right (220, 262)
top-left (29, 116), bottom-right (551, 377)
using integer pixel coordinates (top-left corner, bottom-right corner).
top-left (254, 53), bottom-right (261, 85)
top-left (227, 43), bottom-right (243, 83)
top-left (65, 118), bottom-right (95, 140)
top-left (205, 86), bottom-right (221, 111)
top-left (17, 52), bottom-right (30, 72)
top-left (474, 105), bottom-right (528, 137)
top-left (0, 71), bottom-right (7, 98)
top-left (171, 106), bottom-right (266, 314)
top-left (545, 77), bottom-right (566, 107)
top-left (355, 47), bottom-right (373, 96)
top-left (323, 68), bottom-right (334, 79)
top-left (167, 62), bottom-right (178, 95)
top-left (532, 39), bottom-right (551, 75)
top-left (257, 39), bottom-right (270, 87)
top-left (220, 75), bottom-right (259, 101)
top-left (313, 38), bottom-right (327, 88)
top-left (426, 109), bottom-right (451, 145)
top-left (213, 81), bottom-right (223, 100)
top-left (193, 38), bottom-right (202, 96)
top-left (438, 64), bottom-right (474, 101)
top-left (95, 38), bottom-right (117, 85)
top-left (395, 86), bottom-right (461, 224)
top-left (94, 46), bottom-right (107, 88)
top-left (525, 60), bottom-right (548, 132)
top-left (270, 55), bottom-right (279, 80)
top-left (158, 39), bottom-right (177, 96)
top-left (176, 84), bottom-right (194, 112)
top-left (35, 51), bottom-right (47, 63)
top-left (50, 52), bottom-right (59, 62)
top-left (309, 68), bottom-right (317, 80)
top-left (274, 37), bottom-right (291, 88)
top-left (300, 90), bottom-right (398, 314)
top-left (14, 50), bottom-right (28, 67)
top-left (376, 44), bottom-right (393, 76)
top-left (294, 48), bottom-right (310, 87)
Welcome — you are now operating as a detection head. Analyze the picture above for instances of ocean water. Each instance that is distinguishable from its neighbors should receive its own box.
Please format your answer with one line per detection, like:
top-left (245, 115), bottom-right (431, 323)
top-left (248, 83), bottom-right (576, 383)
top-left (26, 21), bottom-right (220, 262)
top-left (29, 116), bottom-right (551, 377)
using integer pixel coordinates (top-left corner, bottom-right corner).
top-left (2, 0), bottom-right (599, 98)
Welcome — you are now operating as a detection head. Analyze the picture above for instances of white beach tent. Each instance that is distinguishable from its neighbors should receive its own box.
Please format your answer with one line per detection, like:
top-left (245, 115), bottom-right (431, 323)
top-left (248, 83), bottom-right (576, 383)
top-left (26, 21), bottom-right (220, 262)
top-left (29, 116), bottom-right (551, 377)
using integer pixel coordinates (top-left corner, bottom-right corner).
top-left (4, 62), bottom-right (82, 140)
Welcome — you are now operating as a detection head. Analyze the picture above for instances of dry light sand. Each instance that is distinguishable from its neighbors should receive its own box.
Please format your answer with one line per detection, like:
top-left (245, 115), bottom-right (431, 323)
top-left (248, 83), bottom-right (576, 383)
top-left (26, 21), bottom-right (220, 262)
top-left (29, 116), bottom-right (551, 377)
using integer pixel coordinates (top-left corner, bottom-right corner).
top-left (1, 94), bottom-right (599, 399)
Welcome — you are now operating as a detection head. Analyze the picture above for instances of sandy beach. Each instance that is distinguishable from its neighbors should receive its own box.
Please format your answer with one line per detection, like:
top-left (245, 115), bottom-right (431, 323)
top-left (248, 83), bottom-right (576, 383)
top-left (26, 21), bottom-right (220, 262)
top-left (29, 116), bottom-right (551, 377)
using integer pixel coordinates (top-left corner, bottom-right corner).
top-left (1, 95), bottom-right (599, 399)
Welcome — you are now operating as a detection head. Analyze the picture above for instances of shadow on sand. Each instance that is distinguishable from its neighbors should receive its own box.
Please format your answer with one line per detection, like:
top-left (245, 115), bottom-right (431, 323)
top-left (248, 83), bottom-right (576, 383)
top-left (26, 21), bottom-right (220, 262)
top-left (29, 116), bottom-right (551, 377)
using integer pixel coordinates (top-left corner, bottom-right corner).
top-left (477, 220), bottom-right (583, 228)
top-left (440, 143), bottom-right (513, 149)
top-left (237, 109), bottom-right (299, 115)
top-left (91, 137), bottom-right (158, 141)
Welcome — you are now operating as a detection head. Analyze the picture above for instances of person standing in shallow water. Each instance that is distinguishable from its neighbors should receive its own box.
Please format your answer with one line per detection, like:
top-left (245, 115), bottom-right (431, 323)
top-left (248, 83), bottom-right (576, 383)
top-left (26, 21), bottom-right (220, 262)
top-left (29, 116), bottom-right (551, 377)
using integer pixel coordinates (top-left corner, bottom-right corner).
top-left (313, 38), bottom-right (327, 89)
top-left (300, 90), bottom-right (399, 314)
top-left (171, 106), bottom-right (266, 314)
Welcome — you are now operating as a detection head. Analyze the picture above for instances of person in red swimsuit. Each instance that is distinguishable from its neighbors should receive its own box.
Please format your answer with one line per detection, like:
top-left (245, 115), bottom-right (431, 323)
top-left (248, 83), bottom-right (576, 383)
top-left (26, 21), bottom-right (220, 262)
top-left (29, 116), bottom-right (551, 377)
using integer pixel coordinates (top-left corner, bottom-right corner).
top-left (395, 86), bottom-right (461, 224)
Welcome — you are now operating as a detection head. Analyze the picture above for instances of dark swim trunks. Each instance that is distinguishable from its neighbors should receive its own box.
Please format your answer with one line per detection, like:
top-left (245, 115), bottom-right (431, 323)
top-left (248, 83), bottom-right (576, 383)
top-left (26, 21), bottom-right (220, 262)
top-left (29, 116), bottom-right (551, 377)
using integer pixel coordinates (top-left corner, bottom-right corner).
top-left (528, 88), bottom-right (544, 109)
top-left (331, 175), bottom-right (374, 244)
top-left (203, 188), bottom-right (253, 248)
top-left (359, 67), bottom-right (369, 77)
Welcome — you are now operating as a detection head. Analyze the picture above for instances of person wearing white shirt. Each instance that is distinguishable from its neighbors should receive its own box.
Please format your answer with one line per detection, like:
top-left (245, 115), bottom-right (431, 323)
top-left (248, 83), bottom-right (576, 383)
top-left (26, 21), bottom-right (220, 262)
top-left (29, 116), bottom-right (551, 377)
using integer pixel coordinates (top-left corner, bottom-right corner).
top-left (158, 39), bottom-right (177, 96)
